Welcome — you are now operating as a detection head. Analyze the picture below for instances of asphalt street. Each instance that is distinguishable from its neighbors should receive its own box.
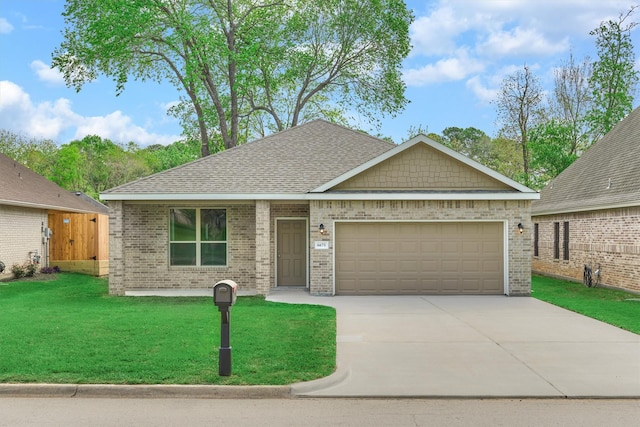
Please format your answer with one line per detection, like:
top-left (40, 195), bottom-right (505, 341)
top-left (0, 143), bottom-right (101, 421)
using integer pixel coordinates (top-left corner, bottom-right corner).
top-left (1, 398), bottom-right (639, 426)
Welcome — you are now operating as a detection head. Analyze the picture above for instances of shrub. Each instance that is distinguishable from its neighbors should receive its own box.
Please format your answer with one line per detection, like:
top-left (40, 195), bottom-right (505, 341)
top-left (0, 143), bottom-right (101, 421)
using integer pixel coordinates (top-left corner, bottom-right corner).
top-left (10, 263), bottom-right (40, 279)
top-left (25, 263), bottom-right (38, 277)
top-left (11, 264), bottom-right (26, 279)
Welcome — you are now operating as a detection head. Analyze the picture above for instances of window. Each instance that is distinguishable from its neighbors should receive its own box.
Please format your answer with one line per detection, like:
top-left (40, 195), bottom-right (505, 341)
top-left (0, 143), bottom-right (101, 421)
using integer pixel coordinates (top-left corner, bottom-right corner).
top-left (563, 221), bottom-right (569, 260)
top-left (170, 208), bottom-right (227, 266)
top-left (533, 223), bottom-right (539, 257)
top-left (553, 222), bottom-right (560, 260)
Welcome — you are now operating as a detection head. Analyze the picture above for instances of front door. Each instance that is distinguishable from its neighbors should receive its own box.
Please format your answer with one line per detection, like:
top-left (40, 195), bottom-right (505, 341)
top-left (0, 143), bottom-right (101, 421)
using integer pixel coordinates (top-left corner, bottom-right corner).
top-left (277, 219), bottom-right (307, 286)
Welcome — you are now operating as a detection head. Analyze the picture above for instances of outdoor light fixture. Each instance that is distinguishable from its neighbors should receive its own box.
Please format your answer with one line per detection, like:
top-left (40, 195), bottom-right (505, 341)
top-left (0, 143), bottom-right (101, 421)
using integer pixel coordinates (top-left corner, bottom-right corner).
top-left (517, 223), bottom-right (524, 234)
top-left (319, 224), bottom-right (325, 235)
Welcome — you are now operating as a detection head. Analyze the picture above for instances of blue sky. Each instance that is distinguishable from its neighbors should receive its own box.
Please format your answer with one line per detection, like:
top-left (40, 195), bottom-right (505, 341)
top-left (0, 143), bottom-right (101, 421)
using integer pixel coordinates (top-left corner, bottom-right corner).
top-left (1, 0), bottom-right (638, 146)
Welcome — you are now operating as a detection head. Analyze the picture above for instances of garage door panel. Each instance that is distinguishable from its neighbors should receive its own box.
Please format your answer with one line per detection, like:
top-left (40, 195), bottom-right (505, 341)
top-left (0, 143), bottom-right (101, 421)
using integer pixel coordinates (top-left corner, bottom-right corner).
top-left (336, 222), bottom-right (504, 295)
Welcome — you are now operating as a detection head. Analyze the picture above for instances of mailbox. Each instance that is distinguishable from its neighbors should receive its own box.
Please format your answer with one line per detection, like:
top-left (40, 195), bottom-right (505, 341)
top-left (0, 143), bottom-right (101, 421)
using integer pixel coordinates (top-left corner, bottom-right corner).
top-left (213, 280), bottom-right (238, 307)
top-left (212, 279), bottom-right (238, 376)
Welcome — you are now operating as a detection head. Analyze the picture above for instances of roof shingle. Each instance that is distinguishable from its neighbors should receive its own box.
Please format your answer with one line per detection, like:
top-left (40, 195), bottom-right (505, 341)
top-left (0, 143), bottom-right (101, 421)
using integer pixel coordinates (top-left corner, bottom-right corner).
top-left (532, 107), bottom-right (640, 215)
top-left (0, 154), bottom-right (108, 214)
top-left (102, 120), bottom-right (396, 196)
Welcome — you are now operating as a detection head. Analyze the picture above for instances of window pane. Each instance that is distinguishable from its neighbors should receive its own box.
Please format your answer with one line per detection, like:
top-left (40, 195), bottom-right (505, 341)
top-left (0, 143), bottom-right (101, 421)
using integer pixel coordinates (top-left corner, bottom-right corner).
top-left (171, 243), bottom-right (196, 265)
top-left (201, 243), bottom-right (227, 266)
top-left (201, 209), bottom-right (226, 241)
top-left (171, 209), bottom-right (196, 241)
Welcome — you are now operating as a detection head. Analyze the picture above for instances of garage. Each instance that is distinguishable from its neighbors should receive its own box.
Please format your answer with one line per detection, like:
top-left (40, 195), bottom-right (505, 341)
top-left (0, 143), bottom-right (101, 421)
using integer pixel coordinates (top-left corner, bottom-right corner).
top-left (335, 222), bottom-right (504, 295)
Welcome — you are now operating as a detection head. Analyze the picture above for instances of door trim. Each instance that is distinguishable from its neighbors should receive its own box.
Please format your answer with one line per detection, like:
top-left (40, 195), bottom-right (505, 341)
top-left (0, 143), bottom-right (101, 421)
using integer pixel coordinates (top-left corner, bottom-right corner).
top-left (275, 217), bottom-right (309, 288)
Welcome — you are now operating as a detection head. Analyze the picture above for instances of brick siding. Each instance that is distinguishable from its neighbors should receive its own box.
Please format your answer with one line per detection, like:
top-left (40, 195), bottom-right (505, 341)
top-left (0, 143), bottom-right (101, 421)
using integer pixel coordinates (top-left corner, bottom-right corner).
top-left (532, 206), bottom-right (640, 293)
top-left (109, 199), bottom-right (531, 297)
top-left (309, 199), bottom-right (532, 296)
top-left (0, 205), bottom-right (47, 277)
top-left (108, 201), bottom-right (257, 295)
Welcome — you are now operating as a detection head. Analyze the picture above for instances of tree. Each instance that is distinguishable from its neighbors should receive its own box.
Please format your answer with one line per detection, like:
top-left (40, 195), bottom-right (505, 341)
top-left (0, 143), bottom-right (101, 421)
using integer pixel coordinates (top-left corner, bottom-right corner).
top-left (549, 52), bottom-right (593, 154)
top-left (494, 65), bottom-right (545, 186)
top-left (440, 127), bottom-right (493, 165)
top-left (587, 6), bottom-right (639, 140)
top-left (53, 0), bottom-right (413, 157)
top-left (527, 120), bottom-right (579, 189)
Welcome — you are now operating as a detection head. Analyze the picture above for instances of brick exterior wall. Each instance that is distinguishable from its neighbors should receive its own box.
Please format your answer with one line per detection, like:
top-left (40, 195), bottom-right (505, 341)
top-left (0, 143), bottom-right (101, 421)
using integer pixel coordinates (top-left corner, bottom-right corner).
top-left (309, 199), bottom-right (532, 296)
top-left (532, 206), bottom-right (640, 293)
top-left (108, 199), bottom-right (531, 297)
top-left (0, 205), bottom-right (47, 277)
top-left (108, 201), bottom-right (257, 295)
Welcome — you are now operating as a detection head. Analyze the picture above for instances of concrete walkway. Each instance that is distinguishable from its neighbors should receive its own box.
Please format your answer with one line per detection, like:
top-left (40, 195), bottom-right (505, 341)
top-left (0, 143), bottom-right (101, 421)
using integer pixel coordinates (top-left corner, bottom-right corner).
top-left (267, 290), bottom-right (640, 398)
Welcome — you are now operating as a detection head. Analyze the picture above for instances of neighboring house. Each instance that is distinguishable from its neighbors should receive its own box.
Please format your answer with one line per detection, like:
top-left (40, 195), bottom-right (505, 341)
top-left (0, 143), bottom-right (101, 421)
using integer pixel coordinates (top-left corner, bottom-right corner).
top-left (0, 154), bottom-right (109, 277)
top-left (101, 120), bottom-right (538, 296)
top-left (532, 107), bottom-right (640, 293)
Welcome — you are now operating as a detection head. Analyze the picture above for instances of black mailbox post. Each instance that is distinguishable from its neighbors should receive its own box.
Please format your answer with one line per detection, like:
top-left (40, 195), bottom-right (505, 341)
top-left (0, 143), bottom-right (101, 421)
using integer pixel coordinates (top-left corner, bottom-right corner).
top-left (213, 280), bottom-right (238, 376)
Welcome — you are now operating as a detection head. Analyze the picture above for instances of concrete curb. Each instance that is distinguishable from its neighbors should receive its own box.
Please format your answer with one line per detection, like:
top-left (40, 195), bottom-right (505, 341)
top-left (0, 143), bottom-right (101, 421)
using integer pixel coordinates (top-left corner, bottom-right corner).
top-left (0, 384), bottom-right (292, 399)
top-left (291, 368), bottom-right (350, 396)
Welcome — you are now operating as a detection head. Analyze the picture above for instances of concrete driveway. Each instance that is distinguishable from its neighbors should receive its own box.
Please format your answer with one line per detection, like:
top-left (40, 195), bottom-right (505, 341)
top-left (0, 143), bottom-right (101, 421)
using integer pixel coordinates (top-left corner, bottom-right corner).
top-left (267, 291), bottom-right (640, 398)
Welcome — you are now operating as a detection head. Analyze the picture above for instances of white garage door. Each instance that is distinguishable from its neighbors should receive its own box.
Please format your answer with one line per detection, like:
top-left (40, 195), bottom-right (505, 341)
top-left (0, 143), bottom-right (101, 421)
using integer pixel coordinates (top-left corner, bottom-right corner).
top-left (335, 222), bottom-right (504, 295)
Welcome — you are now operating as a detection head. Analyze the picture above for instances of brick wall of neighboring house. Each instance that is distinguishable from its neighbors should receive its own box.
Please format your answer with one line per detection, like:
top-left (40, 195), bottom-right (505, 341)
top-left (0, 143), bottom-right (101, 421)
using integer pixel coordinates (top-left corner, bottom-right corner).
top-left (532, 206), bottom-right (640, 293)
top-left (108, 201), bottom-right (257, 295)
top-left (309, 199), bottom-right (532, 296)
top-left (0, 205), bottom-right (47, 276)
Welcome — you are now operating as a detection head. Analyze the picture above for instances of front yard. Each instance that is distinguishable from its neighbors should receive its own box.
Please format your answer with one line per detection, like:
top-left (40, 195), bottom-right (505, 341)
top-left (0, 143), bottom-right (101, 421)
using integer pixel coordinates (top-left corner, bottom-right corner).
top-left (532, 275), bottom-right (640, 335)
top-left (1, 273), bottom-right (637, 386)
top-left (0, 274), bottom-right (336, 385)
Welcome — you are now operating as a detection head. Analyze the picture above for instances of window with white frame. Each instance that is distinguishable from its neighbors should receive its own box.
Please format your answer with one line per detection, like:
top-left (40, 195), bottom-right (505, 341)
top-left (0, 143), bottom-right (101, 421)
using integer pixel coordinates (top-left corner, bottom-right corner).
top-left (169, 208), bottom-right (227, 266)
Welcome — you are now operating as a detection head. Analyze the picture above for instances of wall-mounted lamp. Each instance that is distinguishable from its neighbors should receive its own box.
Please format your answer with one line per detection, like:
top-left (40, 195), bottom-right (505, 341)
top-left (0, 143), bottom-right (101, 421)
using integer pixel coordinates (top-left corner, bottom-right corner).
top-left (319, 224), bottom-right (325, 235)
top-left (517, 223), bottom-right (524, 234)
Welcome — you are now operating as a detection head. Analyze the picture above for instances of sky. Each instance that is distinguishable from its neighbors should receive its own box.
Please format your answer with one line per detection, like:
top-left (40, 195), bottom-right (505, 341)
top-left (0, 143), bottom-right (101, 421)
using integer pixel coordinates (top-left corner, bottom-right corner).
top-left (0, 0), bottom-right (639, 147)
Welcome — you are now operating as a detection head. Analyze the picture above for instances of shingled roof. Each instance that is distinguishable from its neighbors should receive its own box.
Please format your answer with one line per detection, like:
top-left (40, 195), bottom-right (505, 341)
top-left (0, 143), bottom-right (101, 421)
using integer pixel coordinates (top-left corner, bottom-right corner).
top-left (532, 106), bottom-right (640, 215)
top-left (102, 120), bottom-right (396, 198)
top-left (0, 153), bottom-right (108, 214)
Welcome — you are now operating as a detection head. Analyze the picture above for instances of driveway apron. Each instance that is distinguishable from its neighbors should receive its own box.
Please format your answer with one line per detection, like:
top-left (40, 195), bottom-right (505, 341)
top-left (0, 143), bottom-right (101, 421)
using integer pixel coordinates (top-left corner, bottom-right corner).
top-left (267, 292), bottom-right (640, 398)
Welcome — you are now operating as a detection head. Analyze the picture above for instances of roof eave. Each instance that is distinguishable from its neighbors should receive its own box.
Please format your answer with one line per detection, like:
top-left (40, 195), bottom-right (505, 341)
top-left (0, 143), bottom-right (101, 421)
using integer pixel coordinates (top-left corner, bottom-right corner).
top-left (0, 199), bottom-right (101, 214)
top-left (100, 192), bottom-right (540, 201)
top-left (532, 200), bottom-right (640, 216)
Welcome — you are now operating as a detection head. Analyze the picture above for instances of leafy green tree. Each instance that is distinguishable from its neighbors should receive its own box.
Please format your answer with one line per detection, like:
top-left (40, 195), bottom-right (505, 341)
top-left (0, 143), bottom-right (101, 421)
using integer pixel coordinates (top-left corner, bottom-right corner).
top-left (50, 143), bottom-right (86, 191)
top-left (527, 120), bottom-right (579, 189)
top-left (441, 127), bottom-right (493, 165)
top-left (0, 130), bottom-right (59, 177)
top-left (53, 0), bottom-right (413, 156)
top-left (587, 6), bottom-right (639, 140)
top-left (144, 139), bottom-right (201, 173)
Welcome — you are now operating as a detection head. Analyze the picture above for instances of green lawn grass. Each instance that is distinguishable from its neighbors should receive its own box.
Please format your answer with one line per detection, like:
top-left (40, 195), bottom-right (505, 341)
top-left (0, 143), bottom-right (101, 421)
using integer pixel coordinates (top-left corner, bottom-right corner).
top-left (0, 273), bottom-right (336, 385)
top-left (532, 275), bottom-right (640, 335)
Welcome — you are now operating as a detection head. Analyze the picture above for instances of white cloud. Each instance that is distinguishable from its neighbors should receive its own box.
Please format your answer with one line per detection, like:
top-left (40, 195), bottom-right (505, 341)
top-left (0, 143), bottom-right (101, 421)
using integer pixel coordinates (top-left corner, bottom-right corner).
top-left (478, 27), bottom-right (569, 57)
top-left (0, 80), bottom-right (180, 145)
top-left (74, 111), bottom-right (179, 146)
top-left (0, 17), bottom-right (13, 33)
top-left (409, 6), bottom-right (470, 56)
top-left (30, 60), bottom-right (65, 85)
top-left (404, 50), bottom-right (485, 86)
top-left (466, 76), bottom-right (498, 104)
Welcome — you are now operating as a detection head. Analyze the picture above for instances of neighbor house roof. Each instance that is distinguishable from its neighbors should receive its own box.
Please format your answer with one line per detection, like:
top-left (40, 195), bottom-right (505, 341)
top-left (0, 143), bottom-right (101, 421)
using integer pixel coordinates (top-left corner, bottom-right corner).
top-left (102, 119), bottom-right (538, 201)
top-left (532, 106), bottom-right (640, 215)
top-left (0, 153), bottom-right (108, 214)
